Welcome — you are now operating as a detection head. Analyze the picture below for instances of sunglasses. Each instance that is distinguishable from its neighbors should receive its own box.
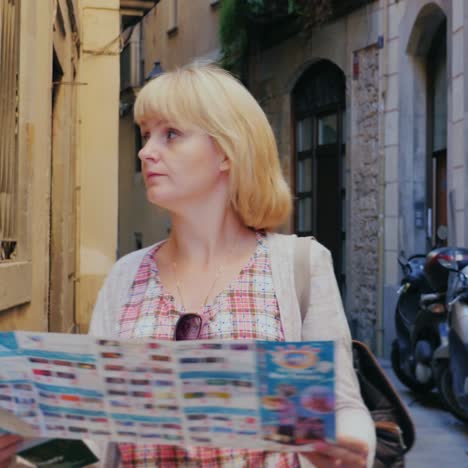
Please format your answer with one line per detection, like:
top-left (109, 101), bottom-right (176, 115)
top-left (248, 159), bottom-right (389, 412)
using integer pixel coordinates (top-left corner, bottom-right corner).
top-left (174, 313), bottom-right (203, 341)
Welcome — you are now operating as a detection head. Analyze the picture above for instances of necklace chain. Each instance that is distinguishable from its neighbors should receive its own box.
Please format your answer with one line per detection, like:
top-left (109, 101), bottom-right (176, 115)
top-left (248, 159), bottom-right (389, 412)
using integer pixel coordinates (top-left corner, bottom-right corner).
top-left (172, 233), bottom-right (241, 313)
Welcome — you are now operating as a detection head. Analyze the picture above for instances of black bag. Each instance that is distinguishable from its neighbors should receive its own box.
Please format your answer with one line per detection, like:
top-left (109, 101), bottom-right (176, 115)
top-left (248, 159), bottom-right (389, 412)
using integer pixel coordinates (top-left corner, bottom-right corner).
top-left (293, 236), bottom-right (415, 467)
top-left (352, 340), bottom-right (415, 467)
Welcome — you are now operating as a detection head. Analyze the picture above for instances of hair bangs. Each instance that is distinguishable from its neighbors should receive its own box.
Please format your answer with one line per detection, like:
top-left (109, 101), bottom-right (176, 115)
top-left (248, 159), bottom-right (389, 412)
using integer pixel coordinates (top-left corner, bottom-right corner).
top-left (134, 73), bottom-right (213, 133)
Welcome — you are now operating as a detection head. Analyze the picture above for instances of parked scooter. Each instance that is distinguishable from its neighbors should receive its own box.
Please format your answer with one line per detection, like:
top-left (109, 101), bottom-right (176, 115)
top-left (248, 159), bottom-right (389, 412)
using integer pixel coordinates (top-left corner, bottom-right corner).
top-left (431, 248), bottom-right (468, 423)
top-left (391, 250), bottom-right (449, 393)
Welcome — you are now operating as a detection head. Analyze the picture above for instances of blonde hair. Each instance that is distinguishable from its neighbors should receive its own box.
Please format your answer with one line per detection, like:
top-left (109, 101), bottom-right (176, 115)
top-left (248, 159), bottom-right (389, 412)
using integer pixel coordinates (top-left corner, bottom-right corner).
top-left (134, 64), bottom-right (292, 230)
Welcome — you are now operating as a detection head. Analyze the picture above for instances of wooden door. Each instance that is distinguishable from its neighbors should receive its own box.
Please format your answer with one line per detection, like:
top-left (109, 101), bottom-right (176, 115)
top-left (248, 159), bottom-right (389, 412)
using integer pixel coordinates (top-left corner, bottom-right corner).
top-left (293, 61), bottom-right (346, 290)
top-left (434, 150), bottom-right (447, 245)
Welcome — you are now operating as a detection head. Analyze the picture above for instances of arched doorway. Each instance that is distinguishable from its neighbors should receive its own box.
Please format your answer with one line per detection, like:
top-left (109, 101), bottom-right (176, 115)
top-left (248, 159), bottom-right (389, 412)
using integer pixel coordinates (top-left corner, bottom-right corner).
top-left (292, 60), bottom-right (346, 290)
top-left (400, 3), bottom-right (448, 253)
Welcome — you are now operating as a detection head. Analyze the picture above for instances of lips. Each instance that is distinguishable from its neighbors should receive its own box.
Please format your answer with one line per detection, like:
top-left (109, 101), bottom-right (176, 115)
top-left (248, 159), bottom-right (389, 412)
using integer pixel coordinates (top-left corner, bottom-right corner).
top-left (145, 171), bottom-right (166, 183)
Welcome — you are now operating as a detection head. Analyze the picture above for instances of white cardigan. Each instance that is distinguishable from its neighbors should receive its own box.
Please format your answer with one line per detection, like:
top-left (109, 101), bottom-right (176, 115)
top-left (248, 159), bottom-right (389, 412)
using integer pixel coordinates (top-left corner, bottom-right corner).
top-left (89, 233), bottom-right (376, 467)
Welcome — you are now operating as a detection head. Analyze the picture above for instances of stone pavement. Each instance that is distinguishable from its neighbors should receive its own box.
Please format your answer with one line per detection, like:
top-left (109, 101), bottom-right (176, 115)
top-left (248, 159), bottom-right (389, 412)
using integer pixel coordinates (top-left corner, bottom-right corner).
top-left (379, 359), bottom-right (468, 467)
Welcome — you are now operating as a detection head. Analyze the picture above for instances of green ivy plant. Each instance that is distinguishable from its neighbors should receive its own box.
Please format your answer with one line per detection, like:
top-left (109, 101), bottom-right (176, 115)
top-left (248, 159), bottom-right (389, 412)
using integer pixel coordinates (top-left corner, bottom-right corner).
top-left (219, 0), bottom-right (248, 73)
top-left (219, 0), bottom-right (335, 73)
top-left (244, 0), bottom-right (300, 16)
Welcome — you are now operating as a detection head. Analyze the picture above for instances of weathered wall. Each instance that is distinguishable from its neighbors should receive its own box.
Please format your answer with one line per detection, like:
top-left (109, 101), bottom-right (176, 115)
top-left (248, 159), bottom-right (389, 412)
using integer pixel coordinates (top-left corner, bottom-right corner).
top-left (0, 0), bottom-right (54, 331)
top-left (75, 0), bottom-right (120, 333)
top-left (382, 0), bottom-right (407, 357)
top-left (349, 46), bottom-right (380, 345)
top-left (142, 0), bottom-right (220, 73)
top-left (49, 0), bottom-right (80, 333)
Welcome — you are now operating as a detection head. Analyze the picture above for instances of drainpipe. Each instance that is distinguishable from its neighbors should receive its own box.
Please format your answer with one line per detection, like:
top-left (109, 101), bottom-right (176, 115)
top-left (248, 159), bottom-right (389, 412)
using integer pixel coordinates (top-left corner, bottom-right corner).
top-left (376, 0), bottom-right (389, 356)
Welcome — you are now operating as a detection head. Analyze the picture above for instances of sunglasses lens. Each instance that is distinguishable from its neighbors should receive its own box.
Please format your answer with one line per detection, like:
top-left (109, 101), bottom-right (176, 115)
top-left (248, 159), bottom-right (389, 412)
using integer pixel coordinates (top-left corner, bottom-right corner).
top-left (175, 314), bottom-right (202, 341)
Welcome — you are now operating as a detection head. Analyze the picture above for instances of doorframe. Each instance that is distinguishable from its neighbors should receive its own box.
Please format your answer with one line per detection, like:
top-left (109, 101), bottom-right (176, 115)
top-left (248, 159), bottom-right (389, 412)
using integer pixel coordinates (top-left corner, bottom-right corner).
top-left (426, 19), bottom-right (448, 247)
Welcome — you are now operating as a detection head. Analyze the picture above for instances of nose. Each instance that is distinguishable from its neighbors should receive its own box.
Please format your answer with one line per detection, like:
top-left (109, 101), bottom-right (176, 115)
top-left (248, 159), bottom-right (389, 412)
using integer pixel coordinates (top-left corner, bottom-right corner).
top-left (138, 138), bottom-right (161, 163)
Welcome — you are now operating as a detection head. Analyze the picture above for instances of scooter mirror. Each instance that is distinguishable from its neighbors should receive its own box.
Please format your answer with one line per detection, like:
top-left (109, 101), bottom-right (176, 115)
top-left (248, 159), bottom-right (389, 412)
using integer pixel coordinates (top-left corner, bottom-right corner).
top-left (397, 255), bottom-right (407, 268)
top-left (437, 257), bottom-right (457, 271)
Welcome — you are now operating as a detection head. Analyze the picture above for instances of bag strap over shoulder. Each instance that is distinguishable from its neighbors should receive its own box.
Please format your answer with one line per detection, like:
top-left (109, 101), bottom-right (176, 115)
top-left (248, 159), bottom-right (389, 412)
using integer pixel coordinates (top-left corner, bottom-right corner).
top-left (352, 340), bottom-right (416, 453)
top-left (293, 235), bottom-right (416, 463)
top-left (293, 235), bottom-right (314, 322)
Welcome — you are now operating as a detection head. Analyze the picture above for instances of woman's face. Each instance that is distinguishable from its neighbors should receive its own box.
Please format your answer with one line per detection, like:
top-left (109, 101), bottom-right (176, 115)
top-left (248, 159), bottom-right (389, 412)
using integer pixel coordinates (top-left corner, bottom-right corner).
top-left (138, 117), bottom-right (229, 211)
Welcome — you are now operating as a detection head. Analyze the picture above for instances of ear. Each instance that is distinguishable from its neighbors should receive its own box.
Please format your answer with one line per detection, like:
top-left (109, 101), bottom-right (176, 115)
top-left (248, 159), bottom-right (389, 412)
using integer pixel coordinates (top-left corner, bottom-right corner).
top-left (210, 136), bottom-right (230, 172)
top-left (219, 154), bottom-right (230, 172)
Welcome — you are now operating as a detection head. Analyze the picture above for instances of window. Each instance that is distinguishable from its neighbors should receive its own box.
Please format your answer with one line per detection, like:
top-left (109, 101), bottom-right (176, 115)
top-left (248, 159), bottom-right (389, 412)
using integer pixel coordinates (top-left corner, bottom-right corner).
top-left (120, 24), bottom-right (143, 91)
top-left (0, 0), bottom-right (32, 311)
top-left (0, 0), bottom-right (20, 261)
top-left (120, 43), bottom-right (132, 90)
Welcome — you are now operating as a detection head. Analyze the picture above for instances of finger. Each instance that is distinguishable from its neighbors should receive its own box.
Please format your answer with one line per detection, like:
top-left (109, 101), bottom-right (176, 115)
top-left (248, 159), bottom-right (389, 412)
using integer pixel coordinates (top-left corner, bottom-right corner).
top-left (0, 436), bottom-right (22, 464)
top-left (316, 438), bottom-right (368, 459)
top-left (335, 436), bottom-right (368, 456)
top-left (0, 454), bottom-right (15, 467)
top-left (300, 452), bottom-right (340, 468)
top-left (314, 444), bottom-right (366, 468)
top-left (331, 449), bottom-right (366, 468)
top-left (0, 457), bottom-right (15, 468)
top-left (0, 434), bottom-right (22, 449)
top-left (340, 459), bottom-right (367, 468)
top-left (0, 444), bottom-right (18, 465)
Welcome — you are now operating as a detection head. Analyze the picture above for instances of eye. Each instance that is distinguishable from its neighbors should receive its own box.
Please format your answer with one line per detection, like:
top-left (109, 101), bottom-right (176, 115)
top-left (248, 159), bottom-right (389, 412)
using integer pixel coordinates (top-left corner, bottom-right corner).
top-left (141, 132), bottom-right (150, 143)
top-left (166, 128), bottom-right (179, 141)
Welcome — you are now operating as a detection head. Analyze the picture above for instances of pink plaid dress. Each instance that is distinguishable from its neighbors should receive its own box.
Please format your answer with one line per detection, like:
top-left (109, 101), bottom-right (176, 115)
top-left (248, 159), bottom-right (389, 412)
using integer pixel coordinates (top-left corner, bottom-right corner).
top-left (117, 232), bottom-right (299, 467)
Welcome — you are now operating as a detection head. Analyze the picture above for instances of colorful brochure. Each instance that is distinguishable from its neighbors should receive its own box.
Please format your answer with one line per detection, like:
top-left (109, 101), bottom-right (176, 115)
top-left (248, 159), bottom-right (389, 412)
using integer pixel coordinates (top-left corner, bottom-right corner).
top-left (0, 332), bottom-right (335, 451)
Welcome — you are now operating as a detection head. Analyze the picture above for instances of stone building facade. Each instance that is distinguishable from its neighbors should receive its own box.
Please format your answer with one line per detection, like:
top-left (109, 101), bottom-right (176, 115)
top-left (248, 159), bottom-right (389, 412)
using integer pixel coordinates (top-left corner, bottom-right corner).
top-left (246, 0), bottom-right (466, 356)
top-left (381, 0), bottom-right (464, 356)
top-left (117, 0), bottom-right (468, 356)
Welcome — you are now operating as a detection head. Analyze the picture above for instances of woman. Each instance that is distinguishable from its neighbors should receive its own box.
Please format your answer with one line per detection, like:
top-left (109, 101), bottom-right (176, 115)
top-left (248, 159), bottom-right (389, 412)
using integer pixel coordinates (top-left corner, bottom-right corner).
top-left (1, 64), bottom-right (375, 467)
top-left (92, 64), bottom-right (374, 468)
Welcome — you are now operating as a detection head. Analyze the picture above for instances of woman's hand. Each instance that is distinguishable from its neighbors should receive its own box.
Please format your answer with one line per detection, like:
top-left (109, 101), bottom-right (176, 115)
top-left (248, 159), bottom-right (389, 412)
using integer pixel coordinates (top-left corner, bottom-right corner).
top-left (301, 436), bottom-right (368, 468)
top-left (0, 434), bottom-right (23, 468)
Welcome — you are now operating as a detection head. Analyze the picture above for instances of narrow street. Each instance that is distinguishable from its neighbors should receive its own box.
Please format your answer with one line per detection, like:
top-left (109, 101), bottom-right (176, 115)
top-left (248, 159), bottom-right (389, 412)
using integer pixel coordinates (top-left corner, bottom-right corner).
top-left (380, 360), bottom-right (468, 467)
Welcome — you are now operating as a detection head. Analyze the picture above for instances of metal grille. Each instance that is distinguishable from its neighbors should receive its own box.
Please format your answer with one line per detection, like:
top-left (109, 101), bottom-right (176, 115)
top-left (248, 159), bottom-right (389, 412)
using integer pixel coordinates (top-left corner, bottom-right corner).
top-left (0, 0), bottom-right (20, 257)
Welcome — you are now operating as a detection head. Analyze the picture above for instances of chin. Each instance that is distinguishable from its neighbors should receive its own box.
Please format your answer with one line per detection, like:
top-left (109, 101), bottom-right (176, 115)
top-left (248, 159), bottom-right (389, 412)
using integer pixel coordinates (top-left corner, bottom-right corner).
top-left (146, 188), bottom-right (166, 206)
top-left (146, 196), bottom-right (169, 209)
top-left (146, 186), bottom-right (209, 211)
top-left (146, 190), bottom-right (181, 211)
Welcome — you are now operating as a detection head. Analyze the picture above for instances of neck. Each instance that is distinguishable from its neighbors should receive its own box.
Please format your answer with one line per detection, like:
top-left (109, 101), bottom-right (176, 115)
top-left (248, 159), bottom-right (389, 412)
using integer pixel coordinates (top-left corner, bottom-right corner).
top-left (167, 205), bottom-right (250, 268)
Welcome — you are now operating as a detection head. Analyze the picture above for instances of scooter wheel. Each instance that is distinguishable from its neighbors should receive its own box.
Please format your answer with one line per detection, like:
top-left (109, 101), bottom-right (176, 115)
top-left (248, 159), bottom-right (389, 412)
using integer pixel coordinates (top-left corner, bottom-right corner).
top-left (391, 341), bottom-right (434, 393)
top-left (437, 366), bottom-right (468, 424)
